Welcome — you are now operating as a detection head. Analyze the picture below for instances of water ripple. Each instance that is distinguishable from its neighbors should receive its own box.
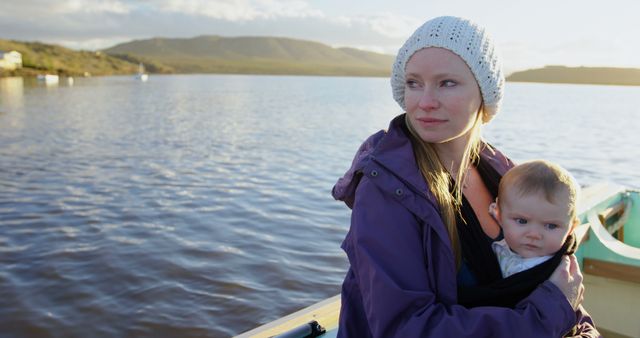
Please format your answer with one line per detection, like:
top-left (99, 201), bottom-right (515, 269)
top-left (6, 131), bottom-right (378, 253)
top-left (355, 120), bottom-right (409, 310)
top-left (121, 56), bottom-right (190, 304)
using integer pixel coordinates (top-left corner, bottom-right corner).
top-left (0, 76), bottom-right (638, 337)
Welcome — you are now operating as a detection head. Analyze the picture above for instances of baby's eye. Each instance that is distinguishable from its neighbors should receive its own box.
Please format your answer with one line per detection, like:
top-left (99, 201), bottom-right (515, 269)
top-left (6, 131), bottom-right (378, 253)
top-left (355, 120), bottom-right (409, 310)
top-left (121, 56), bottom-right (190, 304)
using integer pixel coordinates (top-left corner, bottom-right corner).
top-left (440, 80), bottom-right (457, 87)
top-left (545, 223), bottom-right (558, 230)
top-left (515, 218), bottom-right (527, 225)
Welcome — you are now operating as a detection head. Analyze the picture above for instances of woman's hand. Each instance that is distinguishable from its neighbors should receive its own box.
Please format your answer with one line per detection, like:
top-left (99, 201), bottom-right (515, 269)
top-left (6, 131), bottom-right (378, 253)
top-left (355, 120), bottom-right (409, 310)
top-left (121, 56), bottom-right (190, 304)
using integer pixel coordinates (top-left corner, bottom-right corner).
top-left (549, 255), bottom-right (584, 310)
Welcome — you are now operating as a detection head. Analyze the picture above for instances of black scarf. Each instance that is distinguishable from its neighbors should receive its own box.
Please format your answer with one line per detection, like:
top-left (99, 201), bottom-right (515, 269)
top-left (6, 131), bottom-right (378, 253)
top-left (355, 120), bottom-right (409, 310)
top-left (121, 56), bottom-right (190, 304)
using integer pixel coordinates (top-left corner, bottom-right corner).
top-left (458, 233), bottom-right (577, 308)
top-left (456, 158), bottom-right (578, 308)
top-left (456, 157), bottom-right (503, 286)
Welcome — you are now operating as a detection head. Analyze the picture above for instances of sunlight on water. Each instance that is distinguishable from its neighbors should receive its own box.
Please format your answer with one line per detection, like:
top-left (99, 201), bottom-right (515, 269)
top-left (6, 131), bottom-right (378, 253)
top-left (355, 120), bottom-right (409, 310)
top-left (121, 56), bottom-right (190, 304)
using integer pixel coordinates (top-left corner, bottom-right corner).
top-left (0, 74), bottom-right (639, 337)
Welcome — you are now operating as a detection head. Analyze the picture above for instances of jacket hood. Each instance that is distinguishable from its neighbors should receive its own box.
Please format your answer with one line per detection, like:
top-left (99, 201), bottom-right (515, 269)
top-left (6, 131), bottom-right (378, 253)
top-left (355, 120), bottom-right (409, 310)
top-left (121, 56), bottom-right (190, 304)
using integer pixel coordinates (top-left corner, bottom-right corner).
top-left (332, 114), bottom-right (428, 209)
top-left (331, 129), bottom-right (385, 208)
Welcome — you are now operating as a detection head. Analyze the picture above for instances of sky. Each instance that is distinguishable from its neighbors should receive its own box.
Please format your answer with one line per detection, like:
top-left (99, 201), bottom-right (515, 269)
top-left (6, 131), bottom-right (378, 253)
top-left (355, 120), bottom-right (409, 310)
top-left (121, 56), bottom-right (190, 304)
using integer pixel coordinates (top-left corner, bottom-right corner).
top-left (1, 0), bottom-right (639, 74)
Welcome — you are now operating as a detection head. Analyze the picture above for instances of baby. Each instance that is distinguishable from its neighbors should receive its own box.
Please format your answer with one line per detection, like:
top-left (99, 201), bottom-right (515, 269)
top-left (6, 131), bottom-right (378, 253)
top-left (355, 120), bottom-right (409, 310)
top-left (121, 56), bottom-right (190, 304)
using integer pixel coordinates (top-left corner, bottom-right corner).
top-left (458, 159), bottom-right (593, 335)
top-left (489, 159), bottom-right (580, 278)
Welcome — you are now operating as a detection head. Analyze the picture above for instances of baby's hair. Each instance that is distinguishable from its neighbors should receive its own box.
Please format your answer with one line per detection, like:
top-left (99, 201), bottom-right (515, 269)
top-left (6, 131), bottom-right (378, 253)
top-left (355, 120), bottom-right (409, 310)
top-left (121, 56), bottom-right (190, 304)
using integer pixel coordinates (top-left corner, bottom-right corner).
top-left (498, 160), bottom-right (580, 220)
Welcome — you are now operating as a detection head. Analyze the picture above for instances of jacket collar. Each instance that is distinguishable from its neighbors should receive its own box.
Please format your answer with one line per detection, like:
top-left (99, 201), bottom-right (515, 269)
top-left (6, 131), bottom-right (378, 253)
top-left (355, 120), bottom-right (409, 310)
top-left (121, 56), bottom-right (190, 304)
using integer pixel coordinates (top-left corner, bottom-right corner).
top-left (371, 114), bottom-right (434, 203)
top-left (332, 113), bottom-right (513, 209)
top-left (375, 114), bottom-right (513, 185)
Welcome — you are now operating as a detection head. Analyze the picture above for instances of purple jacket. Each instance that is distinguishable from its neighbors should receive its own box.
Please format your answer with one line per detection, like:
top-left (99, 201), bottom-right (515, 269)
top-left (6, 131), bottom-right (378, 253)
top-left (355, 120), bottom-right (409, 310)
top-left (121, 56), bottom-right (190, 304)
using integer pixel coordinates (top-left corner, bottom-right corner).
top-left (332, 115), bottom-right (599, 337)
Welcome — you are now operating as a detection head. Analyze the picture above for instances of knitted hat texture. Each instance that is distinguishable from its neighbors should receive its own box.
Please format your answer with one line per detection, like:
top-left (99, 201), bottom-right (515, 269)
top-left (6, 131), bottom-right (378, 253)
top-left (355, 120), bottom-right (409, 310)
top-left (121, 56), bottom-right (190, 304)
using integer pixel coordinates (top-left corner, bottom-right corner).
top-left (391, 16), bottom-right (505, 121)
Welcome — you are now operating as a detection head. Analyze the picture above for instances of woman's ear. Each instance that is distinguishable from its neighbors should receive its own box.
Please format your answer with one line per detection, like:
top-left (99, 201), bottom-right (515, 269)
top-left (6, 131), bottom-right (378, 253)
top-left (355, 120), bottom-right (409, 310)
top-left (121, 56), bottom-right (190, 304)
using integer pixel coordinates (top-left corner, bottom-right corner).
top-left (479, 104), bottom-right (491, 123)
top-left (489, 199), bottom-right (500, 222)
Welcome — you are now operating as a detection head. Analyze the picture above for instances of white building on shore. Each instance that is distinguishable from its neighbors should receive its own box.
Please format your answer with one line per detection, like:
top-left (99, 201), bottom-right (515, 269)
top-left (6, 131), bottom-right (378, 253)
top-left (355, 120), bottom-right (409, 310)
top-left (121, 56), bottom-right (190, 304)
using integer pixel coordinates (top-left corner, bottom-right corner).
top-left (0, 51), bottom-right (23, 70)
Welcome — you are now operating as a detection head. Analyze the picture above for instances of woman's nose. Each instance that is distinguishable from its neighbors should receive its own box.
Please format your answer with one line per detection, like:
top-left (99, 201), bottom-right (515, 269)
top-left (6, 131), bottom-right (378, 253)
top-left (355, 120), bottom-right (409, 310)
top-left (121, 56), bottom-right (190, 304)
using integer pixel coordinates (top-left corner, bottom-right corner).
top-left (418, 88), bottom-right (440, 111)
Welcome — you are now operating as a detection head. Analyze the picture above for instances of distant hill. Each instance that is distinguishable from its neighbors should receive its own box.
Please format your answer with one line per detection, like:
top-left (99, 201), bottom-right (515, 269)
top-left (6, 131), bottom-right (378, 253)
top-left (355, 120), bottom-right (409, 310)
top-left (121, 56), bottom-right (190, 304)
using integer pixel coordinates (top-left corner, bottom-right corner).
top-left (8, 36), bottom-right (638, 83)
top-left (507, 66), bottom-right (640, 86)
top-left (0, 39), bottom-right (165, 77)
top-left (103, 36), bottom-right (394, 76)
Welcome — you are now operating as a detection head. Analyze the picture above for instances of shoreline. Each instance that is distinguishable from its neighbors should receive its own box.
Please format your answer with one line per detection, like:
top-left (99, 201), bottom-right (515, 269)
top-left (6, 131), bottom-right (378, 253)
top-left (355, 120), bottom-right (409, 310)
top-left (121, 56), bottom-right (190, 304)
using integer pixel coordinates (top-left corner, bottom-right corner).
top-left (3, 72), bottom-right (640, 86)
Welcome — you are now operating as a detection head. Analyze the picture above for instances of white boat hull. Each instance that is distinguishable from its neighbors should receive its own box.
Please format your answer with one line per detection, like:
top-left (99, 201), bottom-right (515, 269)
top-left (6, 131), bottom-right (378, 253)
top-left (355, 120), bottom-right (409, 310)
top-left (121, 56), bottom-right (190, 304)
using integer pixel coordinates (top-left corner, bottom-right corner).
top-left (37, 74), bottom-right (59, 84)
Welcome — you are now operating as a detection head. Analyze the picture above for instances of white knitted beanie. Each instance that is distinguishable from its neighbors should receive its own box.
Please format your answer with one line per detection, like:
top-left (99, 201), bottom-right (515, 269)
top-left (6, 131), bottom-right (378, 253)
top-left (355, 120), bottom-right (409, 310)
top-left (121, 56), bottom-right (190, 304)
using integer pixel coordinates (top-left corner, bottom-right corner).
top-left (391, 16), bottom-right (505, 121)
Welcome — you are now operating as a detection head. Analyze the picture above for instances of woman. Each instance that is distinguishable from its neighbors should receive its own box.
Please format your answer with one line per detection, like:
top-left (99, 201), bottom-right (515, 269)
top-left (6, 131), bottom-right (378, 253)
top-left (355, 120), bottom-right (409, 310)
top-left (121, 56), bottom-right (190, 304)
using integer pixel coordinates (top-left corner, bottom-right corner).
top-left (332, 16), bottom-right (599, 337)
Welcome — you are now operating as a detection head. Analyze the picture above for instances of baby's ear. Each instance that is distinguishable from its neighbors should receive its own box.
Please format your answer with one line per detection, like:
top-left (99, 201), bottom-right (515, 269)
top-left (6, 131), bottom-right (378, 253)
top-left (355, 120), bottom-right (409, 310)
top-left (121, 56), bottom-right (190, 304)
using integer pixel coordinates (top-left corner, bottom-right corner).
top-left (570, 217), bottom-right (580, 231)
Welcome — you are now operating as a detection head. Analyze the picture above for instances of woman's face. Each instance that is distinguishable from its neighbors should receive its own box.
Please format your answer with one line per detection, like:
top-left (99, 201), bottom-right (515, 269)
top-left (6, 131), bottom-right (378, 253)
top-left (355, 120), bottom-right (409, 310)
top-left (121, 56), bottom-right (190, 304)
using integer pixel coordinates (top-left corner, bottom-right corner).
top-left (404, 47), bottom-right (482, 147)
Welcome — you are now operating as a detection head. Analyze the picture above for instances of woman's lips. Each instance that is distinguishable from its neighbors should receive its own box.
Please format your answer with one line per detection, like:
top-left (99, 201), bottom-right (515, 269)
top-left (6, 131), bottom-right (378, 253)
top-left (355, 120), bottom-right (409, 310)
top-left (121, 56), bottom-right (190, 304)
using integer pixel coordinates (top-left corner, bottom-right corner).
top-left (416, 117), bottom-right (447, 127)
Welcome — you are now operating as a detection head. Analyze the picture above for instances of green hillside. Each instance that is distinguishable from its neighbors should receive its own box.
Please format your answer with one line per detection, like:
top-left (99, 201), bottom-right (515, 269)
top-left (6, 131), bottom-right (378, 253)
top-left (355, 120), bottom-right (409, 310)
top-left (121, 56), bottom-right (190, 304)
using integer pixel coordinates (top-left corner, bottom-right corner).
top-left (4, 36), bottom-right (640, 83)
top-left (0, 39), bottom-right (161, 77)
top-left (104, 36), bottom-right (394, 76)
top-left (507, 66), bottom-right (640, 86)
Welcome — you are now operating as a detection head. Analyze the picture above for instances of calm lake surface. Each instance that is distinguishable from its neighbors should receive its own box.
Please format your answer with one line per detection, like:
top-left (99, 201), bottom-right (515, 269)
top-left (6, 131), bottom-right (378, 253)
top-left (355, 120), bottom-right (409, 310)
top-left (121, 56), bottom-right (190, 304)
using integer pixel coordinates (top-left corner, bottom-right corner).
top-left (1, 75), bottom-right (639, 337)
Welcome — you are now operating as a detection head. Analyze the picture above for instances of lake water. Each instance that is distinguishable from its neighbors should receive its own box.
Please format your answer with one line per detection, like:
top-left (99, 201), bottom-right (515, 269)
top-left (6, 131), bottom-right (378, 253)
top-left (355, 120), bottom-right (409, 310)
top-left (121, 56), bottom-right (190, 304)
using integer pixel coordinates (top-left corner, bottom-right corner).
top-left (0, 75), bottom-right (639, 337)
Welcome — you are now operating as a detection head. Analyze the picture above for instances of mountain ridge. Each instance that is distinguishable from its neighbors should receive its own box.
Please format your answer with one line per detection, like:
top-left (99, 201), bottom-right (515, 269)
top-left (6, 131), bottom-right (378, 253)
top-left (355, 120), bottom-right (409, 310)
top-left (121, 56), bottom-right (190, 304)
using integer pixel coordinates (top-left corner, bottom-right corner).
top-left (2, 36), bottom-right (640, 84)
top-left (507, 65), bottom-right (640, 86)
top-left (102, 35), bottom-right (394, 76)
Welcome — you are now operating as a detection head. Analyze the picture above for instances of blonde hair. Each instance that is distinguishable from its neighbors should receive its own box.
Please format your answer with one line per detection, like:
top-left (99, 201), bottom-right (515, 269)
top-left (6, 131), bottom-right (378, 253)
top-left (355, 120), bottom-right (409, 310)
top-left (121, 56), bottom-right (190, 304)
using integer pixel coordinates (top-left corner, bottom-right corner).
top-left (498, 160), bottom-right (580, 221)
top-left (404, 109), bottom-right (485, 268)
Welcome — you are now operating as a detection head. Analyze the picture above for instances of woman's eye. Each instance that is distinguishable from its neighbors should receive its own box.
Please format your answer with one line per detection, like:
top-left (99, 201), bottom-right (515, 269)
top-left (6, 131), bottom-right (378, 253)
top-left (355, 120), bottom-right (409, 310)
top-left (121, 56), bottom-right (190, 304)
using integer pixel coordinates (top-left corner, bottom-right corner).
top-left (441, 80), bottom-right (456, 87)
top-left (406, 80), bottom-right (420, 88)
top-left (515, 218), bottom-right (527, 225)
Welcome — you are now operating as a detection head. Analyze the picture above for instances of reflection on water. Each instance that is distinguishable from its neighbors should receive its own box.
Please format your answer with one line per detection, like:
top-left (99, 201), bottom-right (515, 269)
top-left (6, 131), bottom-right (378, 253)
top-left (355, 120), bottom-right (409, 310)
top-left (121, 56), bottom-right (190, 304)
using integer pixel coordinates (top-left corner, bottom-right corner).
top-left (0, 76), bottom-right (24, 114)
top-left (0, 75), bottom-right (639, 337)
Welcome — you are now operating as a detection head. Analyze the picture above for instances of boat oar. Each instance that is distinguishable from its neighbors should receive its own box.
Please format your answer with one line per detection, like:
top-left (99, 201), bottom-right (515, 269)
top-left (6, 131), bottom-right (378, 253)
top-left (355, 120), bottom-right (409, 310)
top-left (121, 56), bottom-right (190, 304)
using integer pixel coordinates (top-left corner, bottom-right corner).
top-left (272, 320), bottom-right (326, 338)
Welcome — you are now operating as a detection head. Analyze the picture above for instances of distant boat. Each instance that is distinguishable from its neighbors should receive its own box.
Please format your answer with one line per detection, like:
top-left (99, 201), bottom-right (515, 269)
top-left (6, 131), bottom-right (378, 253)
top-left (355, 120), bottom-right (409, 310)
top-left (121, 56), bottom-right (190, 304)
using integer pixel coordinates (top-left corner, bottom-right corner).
top-left (36, 74), bottom-right (59, 84)
top-left (135, 63), bottom-right (148, 82)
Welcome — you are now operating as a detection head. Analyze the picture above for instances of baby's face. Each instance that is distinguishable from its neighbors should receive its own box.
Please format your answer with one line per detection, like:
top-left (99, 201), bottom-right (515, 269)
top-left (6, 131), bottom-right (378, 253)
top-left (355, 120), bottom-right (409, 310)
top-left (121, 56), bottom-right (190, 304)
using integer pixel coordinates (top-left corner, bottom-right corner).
top-left (497, 187), bottom-right (574, 258)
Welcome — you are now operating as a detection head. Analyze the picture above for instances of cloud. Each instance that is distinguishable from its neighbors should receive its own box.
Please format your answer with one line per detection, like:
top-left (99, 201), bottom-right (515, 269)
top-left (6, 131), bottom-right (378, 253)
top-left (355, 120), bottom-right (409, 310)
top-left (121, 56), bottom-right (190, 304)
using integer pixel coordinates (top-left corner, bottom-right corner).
top-left (53, 0), bottom-right (132, 14)
top-left (154, 0), bottom-right (324, 21)
top-left (0, 0), bottom-right (132, 17)
top-left (330, 13), bottom-right (420, 39)
top-left (364, 14), bottom-right (421, 39)
top-left (0, 0), bottom-right (412, 55)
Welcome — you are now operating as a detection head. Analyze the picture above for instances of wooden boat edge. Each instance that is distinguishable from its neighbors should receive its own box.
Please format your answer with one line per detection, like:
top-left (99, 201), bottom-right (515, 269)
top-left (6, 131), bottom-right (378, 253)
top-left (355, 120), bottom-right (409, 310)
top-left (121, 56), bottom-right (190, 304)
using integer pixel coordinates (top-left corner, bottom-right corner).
top-left (235, 294), bottom-right (341, 337)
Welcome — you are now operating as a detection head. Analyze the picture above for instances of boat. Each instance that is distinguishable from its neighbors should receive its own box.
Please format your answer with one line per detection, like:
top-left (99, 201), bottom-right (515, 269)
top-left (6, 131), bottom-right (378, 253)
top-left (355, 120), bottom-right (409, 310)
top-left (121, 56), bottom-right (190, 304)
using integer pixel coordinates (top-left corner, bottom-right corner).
top-left (574, 183), bottom-right (640, 338)
top-left (135, 63), bottom-right (148, 82)
top-left (237, 182), bottom-right (640, 338)
top-left (36, 74), bottom-right (59, 85)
